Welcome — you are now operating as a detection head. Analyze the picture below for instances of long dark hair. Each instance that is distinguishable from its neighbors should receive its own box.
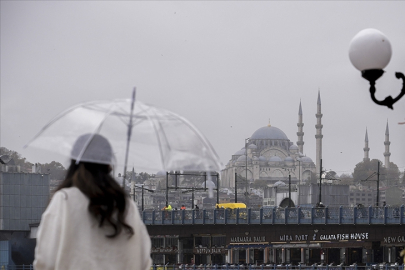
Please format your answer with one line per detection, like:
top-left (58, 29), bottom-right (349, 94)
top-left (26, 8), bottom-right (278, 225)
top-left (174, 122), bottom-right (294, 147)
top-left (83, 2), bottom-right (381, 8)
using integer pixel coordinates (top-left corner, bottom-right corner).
top-left (56, 160), bottom-right (134, 238)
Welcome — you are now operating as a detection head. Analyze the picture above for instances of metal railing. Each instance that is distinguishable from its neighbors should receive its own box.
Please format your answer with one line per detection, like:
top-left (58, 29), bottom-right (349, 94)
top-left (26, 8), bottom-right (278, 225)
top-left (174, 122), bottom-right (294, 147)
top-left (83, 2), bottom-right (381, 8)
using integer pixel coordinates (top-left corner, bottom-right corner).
top-left (143, 205), bottom-right (405, 225)
top-left (0, 265), bottom-right (33, 270)
top-left (152, 264), bottom-right (405, 270)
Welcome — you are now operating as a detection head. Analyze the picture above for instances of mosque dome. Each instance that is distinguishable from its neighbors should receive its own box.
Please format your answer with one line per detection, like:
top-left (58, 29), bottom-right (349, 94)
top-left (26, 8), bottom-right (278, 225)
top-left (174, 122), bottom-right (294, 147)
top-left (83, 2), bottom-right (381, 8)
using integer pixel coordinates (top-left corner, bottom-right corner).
top-left (252, 156), bottom-right (259, 161)
top-left (259, 156), bottom-right (268, 162)
top-left (284, 156), bottom-right (294, 162)
top-left (284, 156), bottom-right (294, 166)
top-left (289, 145), bottom-right (298, 150)
top-left (237, 155), bottom-right (251, 162)
top-left (234, 148), bottom-right (246, 156)
top-left (236, 155), bottom-right (251, 166)
top-left (300, 156), bottom-right (313, 163)
top-left (269, 155), bottom-right (282, 162)
top-left (274, 180), bottom-right (286, 187)
top-left (251, 125), bottom-right (289, 140)
top-left (248, 143), bottom-right (257, 149)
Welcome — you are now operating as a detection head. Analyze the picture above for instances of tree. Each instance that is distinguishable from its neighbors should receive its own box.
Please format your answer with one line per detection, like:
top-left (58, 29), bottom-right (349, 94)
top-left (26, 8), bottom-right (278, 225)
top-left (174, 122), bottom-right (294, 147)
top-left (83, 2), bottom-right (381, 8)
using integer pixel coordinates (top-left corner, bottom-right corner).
top-left (250, 179), bottom-right (269, 190)
top-left (353, 159), bottom-right (400, 188)
top-left (385, 162), bottom-right (400, 187)
top-left (179, 171), bottom-right (206, 187)
top-left (339, 173), bottom-right (354, 185)
top-left (0, 147), bottom-right (33, 172)
top-left (38, 161), bottom-right (67, 180)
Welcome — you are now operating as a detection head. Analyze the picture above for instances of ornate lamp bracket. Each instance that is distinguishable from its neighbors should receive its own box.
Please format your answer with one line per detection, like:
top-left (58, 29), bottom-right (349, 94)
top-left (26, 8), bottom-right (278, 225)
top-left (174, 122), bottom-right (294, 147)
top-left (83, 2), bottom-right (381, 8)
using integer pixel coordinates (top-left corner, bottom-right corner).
top-left (362, 69), bottom-right (405, 109)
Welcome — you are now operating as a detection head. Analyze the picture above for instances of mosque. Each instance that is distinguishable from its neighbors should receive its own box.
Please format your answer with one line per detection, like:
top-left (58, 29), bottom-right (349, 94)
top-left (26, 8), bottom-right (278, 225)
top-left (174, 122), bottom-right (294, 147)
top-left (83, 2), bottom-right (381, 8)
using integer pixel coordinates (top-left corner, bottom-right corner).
top-left (220, 91), bottom-right (396, 207)
top-left (220, 92), bottom-right (324, 189)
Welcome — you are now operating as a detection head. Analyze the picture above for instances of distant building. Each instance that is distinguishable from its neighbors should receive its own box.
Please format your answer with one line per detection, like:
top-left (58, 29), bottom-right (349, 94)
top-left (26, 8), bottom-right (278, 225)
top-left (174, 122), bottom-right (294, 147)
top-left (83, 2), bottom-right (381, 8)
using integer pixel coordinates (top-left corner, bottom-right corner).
top-left (221, 94), bottom-right (323, 207)
top-left (299, 184), bottom-right (349, 207)
top-left (0, 167), bottom-right (50, 265)
top-left (349, 186), bottom-right (375, 207)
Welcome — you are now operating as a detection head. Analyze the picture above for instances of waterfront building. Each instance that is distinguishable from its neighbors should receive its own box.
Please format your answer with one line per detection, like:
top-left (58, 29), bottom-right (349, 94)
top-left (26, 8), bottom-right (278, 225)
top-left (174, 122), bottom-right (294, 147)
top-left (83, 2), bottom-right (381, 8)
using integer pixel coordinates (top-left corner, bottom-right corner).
top-left (144, 207), bottom-right (405, 266)
top-left (0, 161), bottom-right (50, 266)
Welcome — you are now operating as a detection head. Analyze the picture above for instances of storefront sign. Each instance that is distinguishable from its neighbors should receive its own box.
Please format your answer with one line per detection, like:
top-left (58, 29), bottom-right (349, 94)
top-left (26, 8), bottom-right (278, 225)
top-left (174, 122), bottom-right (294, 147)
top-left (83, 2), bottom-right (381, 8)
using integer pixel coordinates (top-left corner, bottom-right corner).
top-left (230, 236), bottom-right (266, 243)
top-left (279, 232), bottom-right (369, 242)
top-left (194, 247), bottom-right (226, 254)
top-left (320, 233), bottom-right (369, 241)
top-left (383, 235), bottom-right (405, 244)
top-left (151, 247), bottom-right (178, 254)
top-left (280, 234), bottom-right (308, 241)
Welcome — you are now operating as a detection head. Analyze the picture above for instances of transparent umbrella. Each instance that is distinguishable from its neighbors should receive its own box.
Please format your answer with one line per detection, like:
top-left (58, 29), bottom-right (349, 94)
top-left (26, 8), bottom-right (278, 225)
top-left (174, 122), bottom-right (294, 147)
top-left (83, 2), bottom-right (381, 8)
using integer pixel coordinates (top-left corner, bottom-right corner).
top-left (24, 89), bottom-right (223, 185)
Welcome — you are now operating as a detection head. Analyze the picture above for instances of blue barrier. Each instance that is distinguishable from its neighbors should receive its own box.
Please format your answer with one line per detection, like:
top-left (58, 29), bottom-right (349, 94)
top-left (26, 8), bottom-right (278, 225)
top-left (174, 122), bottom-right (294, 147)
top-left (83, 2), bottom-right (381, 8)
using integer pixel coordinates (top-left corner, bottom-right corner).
top-left (142, 205), bottom-right (405, 225)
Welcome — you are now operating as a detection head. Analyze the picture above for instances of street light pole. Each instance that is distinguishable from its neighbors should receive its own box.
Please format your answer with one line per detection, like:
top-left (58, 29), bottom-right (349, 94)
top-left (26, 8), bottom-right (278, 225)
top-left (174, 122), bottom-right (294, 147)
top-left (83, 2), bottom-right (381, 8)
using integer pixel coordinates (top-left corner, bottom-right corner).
top-left (245, 138), bottom-right (250, 207)
top-left (288, 173), bottom-right (291, 208)
top-left (319, 159), bottom-right (323, 205)
top-left (376, 161), bottom-right (380, 206)
top-left (297, 159), bottom-right (301, 206)
top-left (234, 172), bottom-right (238, 203)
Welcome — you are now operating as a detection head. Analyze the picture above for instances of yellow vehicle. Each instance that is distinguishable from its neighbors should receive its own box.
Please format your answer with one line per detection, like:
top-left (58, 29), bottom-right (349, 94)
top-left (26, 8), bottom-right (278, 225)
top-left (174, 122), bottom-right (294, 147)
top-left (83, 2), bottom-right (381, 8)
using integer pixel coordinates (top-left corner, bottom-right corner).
top-left (215, 203), bottom-right (247, 219)
top-left (216, 203), bottom-right (247, 209)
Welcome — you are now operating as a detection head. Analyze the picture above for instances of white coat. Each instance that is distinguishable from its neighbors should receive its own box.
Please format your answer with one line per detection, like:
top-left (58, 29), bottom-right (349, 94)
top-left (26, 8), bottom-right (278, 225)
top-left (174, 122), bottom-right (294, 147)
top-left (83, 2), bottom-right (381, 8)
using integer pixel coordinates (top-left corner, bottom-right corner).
top-left (34, 187), bottom-right (152, 270)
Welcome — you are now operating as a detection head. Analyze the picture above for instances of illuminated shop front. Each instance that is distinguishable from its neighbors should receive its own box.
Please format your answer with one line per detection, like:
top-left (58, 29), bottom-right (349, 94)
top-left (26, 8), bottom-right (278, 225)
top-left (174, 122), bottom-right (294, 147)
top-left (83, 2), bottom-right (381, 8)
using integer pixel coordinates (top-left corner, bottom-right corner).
top-left (146, 224), bottom-right (405, 266)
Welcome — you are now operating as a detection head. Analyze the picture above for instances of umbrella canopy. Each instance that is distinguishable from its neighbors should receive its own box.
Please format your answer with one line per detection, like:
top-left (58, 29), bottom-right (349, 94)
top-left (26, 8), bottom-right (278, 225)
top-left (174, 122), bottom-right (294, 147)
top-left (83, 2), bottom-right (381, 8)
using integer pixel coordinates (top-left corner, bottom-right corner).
top-left (24, 93), bottom-right (223, 176)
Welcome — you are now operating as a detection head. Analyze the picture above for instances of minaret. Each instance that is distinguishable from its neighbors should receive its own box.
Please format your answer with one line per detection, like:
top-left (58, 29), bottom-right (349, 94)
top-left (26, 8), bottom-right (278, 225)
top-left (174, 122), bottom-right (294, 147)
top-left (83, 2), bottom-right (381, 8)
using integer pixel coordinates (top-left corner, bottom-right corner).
top-left (297, 100), bottom-right (304, 154)
top-left (363, 128), bottom-right (370, 162)
top-left (315, 91), bottom-right (323, 175)
top-left (384, 121), bottom-right (391, 168)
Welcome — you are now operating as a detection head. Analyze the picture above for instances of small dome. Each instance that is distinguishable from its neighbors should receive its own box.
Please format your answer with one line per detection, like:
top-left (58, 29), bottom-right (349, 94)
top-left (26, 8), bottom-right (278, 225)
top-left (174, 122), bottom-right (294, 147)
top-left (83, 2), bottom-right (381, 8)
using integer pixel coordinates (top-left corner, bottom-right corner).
top-left (284, 156), bottom-right (294, 162)
top-left (269, 155), bottom-right (282, 162)
top-left (259, 156), bottom-right (268, 162)
top-left (299, 156), bottom-right (313, 163)
top-left (236, 155), bottom-right (251, 162)
top-left (234, 148), bottom-right (246, 156)
top-left (251, 126), bottom-right (289, 140)
top-left (274, 180), bottom-right (286, 187)
top-left (289, 145), bottom-right (298, 150)
top-left (248, 143), bottom-right (257, 149)
top-left (252, 156), bottom-right (259, 161)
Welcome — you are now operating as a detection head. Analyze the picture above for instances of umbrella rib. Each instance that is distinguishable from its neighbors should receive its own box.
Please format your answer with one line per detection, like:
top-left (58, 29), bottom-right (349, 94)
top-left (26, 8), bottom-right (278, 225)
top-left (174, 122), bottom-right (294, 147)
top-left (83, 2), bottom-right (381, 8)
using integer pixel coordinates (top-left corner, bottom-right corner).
top-left (141, 105), bottom-right (169, 171)
top-left (167, 111), bottom-right (222, 171)
top-left (23, 102), bottom-right (95, 149)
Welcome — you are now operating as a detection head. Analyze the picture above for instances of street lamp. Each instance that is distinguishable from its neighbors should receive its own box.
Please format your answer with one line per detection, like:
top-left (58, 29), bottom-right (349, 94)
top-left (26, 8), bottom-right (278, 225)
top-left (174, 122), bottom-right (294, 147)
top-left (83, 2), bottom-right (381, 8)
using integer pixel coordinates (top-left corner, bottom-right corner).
top-left (296, 158), bottom-right (301, 205)
top-left (349, 28), bottom-right (404, 109)
top-left (282, 168), bottom-right (294, 208)
top-left (245, 138), bottom-right (250, 207)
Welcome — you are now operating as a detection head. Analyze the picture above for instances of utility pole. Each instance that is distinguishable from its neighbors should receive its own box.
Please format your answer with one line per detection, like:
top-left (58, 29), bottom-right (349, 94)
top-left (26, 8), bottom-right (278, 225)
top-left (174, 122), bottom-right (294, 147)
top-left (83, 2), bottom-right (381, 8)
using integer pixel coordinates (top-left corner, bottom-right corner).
top-left (288, 174), bottom-right (291, 208)
top-left (234, 172), bottom-right (238, 203)
top-left (361, 161), bottom-right (381, 206)
top-left (245, 138), bottom-right (249, 207)
top-left (216, 172), bottom-right (220, 205)
top-left (318, 159), bottom-right (322, 205)
top-left (166, 171), bottom-right (169, 207)
top-left (376, 161), bottom-right (380, 207)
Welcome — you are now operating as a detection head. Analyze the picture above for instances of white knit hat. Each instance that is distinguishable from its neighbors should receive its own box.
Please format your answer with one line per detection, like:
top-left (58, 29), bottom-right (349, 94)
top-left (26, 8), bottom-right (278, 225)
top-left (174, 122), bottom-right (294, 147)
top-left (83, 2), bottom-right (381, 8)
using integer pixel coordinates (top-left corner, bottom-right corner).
top-left (70, 133), bottom-right (115, 165)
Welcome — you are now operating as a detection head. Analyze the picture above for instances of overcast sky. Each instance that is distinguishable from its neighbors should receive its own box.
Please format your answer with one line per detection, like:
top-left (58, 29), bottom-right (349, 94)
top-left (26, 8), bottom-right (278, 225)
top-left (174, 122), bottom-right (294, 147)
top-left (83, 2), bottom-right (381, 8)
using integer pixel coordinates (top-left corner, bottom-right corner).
top-left (1, 1), bottom-right (404, 176)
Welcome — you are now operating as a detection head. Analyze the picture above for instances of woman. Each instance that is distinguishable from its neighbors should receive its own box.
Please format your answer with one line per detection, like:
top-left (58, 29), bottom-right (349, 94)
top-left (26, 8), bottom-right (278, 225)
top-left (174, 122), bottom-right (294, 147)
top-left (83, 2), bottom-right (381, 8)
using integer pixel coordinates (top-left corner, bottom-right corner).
top-left (34, 134), bottom-right (152, 270)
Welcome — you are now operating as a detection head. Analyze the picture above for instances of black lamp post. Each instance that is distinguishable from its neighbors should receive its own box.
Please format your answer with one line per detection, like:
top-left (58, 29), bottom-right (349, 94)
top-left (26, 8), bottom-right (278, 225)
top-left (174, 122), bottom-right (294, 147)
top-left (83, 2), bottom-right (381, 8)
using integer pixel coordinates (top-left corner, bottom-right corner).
top-left (349, 28), bottom-right (404, 110)
top-left (245, 138), bottom-right (250, 207)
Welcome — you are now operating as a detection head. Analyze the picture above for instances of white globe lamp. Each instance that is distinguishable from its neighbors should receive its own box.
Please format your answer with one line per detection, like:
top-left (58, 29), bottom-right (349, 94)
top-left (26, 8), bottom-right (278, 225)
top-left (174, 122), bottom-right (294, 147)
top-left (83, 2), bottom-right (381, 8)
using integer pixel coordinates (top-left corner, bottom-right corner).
top-left (349, 28), bottom-right (404, 109)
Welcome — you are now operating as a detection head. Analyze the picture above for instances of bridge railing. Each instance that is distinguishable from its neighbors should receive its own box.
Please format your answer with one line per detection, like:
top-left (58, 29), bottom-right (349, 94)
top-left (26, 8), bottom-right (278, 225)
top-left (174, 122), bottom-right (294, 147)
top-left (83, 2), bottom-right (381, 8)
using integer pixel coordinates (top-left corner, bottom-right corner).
top-left (142, 205), bottom-right (405, 225)
top-left (151, 264), bottom-right (405, 270)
